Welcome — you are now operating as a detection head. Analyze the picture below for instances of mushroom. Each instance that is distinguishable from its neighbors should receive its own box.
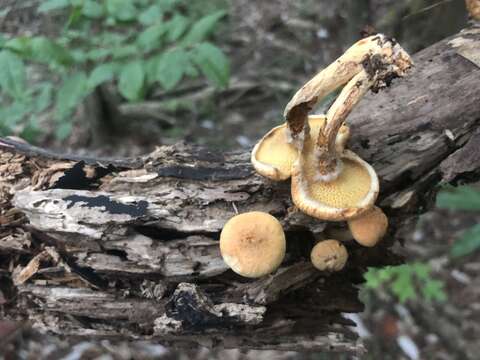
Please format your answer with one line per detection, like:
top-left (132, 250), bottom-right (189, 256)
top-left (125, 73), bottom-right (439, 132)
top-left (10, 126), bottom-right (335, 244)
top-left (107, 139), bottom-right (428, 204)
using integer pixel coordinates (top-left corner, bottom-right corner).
top-left (219, 211), bottom-right (286, 278)
top-left (310, 239), bottom-right (348, 271)
top-left (250, 35), bottom-right (412, 220)
top-left (347, 206), bottom-right (388, 247)
top-left (287, 35), bottom-right (413, 221)
top-left (251, 115), bottom-right (350, 181)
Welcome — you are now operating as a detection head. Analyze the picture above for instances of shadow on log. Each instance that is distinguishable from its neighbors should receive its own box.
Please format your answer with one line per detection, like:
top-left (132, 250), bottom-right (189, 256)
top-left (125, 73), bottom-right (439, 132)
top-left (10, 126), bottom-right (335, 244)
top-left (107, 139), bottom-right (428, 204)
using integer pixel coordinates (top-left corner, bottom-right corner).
top-left (0, 28), bottom-right (480, 355)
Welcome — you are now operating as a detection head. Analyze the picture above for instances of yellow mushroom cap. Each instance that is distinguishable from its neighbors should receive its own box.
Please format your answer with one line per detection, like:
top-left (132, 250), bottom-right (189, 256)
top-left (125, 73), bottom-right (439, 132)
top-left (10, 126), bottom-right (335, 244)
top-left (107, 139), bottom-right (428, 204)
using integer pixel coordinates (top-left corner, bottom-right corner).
top-left (219, 211), bottom-right (286, 278)
top-left (310, 239), bottom-right (348, 271)
top-left (347, 206), bottom-right (388, 247)
top-left (291, 149), bottom-right (379, 221)
top-left (251, 116), bottom-right (350, 181)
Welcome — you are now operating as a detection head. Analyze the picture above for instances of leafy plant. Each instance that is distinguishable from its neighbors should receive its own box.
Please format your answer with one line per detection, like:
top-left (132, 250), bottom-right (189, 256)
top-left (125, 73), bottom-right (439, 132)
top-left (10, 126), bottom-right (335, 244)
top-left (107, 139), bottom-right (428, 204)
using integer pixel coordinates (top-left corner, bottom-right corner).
top-left (0, 0), bottom-right (230, 141)
top-left (363, 262), bottom-right (447, 303)
top-left (437, 185), bottom-right (480, 257)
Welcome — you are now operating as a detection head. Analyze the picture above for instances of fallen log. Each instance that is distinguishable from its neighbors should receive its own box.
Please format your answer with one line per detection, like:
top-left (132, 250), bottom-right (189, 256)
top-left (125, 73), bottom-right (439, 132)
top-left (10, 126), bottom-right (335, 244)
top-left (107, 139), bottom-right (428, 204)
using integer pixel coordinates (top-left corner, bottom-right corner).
top-left (0, 27), bottom-right (479, 355)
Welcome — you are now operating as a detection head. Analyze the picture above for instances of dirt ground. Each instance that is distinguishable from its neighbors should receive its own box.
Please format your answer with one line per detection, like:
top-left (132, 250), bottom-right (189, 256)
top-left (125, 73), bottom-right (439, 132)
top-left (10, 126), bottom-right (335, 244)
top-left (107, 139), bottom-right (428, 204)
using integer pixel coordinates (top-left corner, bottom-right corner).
top-left (1, 1), bottom-right (478, 359)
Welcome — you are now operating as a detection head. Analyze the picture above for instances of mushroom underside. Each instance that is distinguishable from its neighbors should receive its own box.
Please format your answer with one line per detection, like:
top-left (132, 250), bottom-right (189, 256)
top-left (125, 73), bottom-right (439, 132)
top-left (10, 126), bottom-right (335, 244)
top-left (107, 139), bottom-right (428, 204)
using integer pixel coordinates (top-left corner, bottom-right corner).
top-left (291, 150), bottom-right (379, 221)
top-left (251, 116), bottom-right (350, 181)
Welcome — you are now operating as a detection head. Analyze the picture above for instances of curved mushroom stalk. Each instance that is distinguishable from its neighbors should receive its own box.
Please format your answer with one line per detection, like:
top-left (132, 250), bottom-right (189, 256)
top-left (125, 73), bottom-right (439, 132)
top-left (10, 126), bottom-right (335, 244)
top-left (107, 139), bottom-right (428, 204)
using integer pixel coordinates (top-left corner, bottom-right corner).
top-left (314, 70), bottom-right (374, 182)
top-left (251, 116), bottom-right (350, 181)
top-left (290, 37), bottom-right (413, 221)
top-left (284, 34), bottom-right (412, 150)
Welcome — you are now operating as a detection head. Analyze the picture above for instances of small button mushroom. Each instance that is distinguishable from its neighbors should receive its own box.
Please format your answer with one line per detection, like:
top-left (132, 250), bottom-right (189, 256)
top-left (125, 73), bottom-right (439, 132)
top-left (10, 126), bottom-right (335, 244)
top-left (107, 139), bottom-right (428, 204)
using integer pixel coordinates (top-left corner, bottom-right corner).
top-left (348, 206), bottom-right (388, 247)
top-left (220, 211), bottom-right (286, 278)
top-left (310, 239), bottom-right (348, 271)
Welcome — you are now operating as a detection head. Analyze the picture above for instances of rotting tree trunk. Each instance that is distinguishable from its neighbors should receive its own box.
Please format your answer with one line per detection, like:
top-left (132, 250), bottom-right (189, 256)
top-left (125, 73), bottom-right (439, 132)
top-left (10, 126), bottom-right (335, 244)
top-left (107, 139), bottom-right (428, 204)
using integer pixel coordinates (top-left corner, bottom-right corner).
top-left (1, 28), bottom-right (480, 355)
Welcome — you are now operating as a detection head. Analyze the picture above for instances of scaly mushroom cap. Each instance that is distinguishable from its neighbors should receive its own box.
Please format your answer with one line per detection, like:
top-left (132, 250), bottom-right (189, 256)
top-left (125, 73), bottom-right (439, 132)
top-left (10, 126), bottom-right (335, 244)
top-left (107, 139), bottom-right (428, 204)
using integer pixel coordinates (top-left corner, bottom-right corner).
top-left (219, 211), bottom-right (286, 278)
top-left (310, 239), bottom-right (348, 271)
top-left (251, 115), bottom-right (350, 181)
top-left (347, 206), bottom-right (388, 247)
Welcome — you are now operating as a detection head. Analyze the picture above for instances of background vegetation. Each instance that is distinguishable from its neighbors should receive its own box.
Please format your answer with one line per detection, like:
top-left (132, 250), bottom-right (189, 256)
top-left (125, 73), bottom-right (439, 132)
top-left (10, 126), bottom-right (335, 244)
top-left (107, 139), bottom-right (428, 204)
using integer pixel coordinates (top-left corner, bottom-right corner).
top-left (0, 0), bottom-right (478, 359)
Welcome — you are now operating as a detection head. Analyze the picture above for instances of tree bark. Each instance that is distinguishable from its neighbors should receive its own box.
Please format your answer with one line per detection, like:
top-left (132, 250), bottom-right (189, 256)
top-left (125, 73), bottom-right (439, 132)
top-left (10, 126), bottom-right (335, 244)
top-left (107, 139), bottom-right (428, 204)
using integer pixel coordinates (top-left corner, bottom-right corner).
top-left (1, 28), bottom-right (479, 355)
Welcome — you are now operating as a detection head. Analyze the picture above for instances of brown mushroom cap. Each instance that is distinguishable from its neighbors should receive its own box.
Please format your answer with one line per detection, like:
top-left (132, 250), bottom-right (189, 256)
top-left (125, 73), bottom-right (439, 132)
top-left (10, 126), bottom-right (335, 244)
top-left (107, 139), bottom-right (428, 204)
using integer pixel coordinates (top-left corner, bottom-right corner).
top-left (291, 148), bottom-right (379, 221)
top-left (219, 211), bottom-right (286, 278)
top-left (310, 239), bottom-right (348, 271)
top-left (348, 206), bottom-right (388, 247)
top-left (251, 116), bottom-right (350, 181)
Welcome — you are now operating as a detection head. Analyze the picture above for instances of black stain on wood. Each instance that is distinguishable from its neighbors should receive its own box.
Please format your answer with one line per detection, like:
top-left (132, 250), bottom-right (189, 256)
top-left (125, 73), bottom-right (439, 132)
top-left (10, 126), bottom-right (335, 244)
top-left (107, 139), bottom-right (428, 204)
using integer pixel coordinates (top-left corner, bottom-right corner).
top-left (156, 166), bottom-right (252, 180)
top-left (64, 194), bottom-right (148, 217)
top-left (52, 162), bottom-right (89, 190)
top-left (53, 162), bottom-right (116, 190)
top-left (166, 287), bottom-right (221, 327)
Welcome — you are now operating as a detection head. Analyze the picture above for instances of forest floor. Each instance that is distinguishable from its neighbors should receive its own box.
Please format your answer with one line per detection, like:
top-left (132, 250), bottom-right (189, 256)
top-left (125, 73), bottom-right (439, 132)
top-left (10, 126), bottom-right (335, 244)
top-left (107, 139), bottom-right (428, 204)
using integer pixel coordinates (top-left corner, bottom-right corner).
top-left (1, 1), bottom-right (478, 359)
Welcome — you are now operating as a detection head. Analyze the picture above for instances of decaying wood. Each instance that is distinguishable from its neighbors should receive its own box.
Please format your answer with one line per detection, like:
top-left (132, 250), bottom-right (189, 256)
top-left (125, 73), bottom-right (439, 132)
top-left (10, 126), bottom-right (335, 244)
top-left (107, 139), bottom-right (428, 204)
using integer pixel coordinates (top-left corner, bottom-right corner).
top-left (1, 28), bottom-right (480, 355)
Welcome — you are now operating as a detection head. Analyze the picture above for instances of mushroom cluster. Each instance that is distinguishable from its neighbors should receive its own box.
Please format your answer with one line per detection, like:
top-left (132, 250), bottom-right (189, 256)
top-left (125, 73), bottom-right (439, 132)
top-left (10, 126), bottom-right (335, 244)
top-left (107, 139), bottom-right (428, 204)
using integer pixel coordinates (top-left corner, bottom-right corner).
top-left (220, 34), bottom-right (412, 277)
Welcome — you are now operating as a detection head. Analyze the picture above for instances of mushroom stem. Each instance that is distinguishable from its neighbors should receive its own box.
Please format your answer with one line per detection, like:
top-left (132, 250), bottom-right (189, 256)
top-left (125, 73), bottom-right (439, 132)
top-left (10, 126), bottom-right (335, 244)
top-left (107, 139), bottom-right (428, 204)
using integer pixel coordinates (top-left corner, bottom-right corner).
top-left (312, 45), bottom-right (413, 182)
top-left (314, 70), bottom-right (374, 181)
top-left (284, 34), bottom-right (413, 150)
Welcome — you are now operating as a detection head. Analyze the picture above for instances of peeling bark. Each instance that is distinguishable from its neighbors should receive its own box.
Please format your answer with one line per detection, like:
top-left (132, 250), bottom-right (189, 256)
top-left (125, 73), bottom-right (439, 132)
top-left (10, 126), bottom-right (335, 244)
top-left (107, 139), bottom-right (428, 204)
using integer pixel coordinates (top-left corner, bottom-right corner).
top-left (1, 28), bottom-right (480, 354)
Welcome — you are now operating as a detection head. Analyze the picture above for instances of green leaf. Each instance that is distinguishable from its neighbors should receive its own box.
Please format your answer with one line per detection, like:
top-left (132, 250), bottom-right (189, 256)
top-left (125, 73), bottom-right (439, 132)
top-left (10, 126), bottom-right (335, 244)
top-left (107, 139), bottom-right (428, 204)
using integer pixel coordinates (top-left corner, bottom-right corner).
top-left (118, 61), bottom-right (144, 101)
top-left (30, 37), bottom-right (73, 65)
top-left (156, 49), bottom-right (189, 91)
top-left (112, 45), bottom-right (138, 59)
top-left (38, 0), bottom-right (70, 13)
top-left (69, 49), bottom-right (88, 64)
top-left (144, 55), bottom-right (159, 85)
top-left (166, 14), bottom-right (189, 42)
top-left (451, 223), bottom-right (480, 258)
top-left (98, 31), bottom-right (129, 46)
top-left (437, 186), bottom-right (480, 211)
top-left (421, 279), bottom-right (447, 302)
top-left (191, 42), bottom-right (229, 88)
top-left (87, 48), bottom-right (111, 61)
top-left (4, 37), bottom-right (32, 56)
top-left (157, 0), bottom-right (181, 12)
top-left (55, 72), bottom-right (88, 121)
top-left (65, 5), bottom-right (83, 28)
top-left (136, 23), bottom-right (165, 52)
top-left (377, 267), bottom-right (395, 281)
top-left (106, 0), bottom-right (136, 21)
top-left (391, 269), bottom-right (416, 303)
top-left (364, 268), bottom-right (382, 289)
top-left (2, 101), bottom-right (31, 127)
top-left (411, 262), bottom-right (430, 280)
top-left (88, 63), bottom-right (117, 88)
top-left (34, 83), bottom-right (53, 112)
top-left (0, 50), bottom-right (26, 99)
top-left (138, 4), bottom-right (162, 25)
top-left (182, 10), bottom-right (226, 45)
top-left (82, 0), bottom-right (105, 18)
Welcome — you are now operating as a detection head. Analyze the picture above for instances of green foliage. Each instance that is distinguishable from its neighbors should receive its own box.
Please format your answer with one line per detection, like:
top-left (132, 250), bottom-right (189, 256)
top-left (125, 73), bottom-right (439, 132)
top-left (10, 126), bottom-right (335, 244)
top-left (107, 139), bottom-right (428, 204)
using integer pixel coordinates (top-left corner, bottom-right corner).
top-left (0, 0), bottom-right (230, 141)
top-left (364, 262), bottom-right (447, 303)
top-left (437, 185), bottom-right (480, 211)
top-left (437, 186), bottom-right (480, 257)
top-left (451, 224), bottom-right (480, 258)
